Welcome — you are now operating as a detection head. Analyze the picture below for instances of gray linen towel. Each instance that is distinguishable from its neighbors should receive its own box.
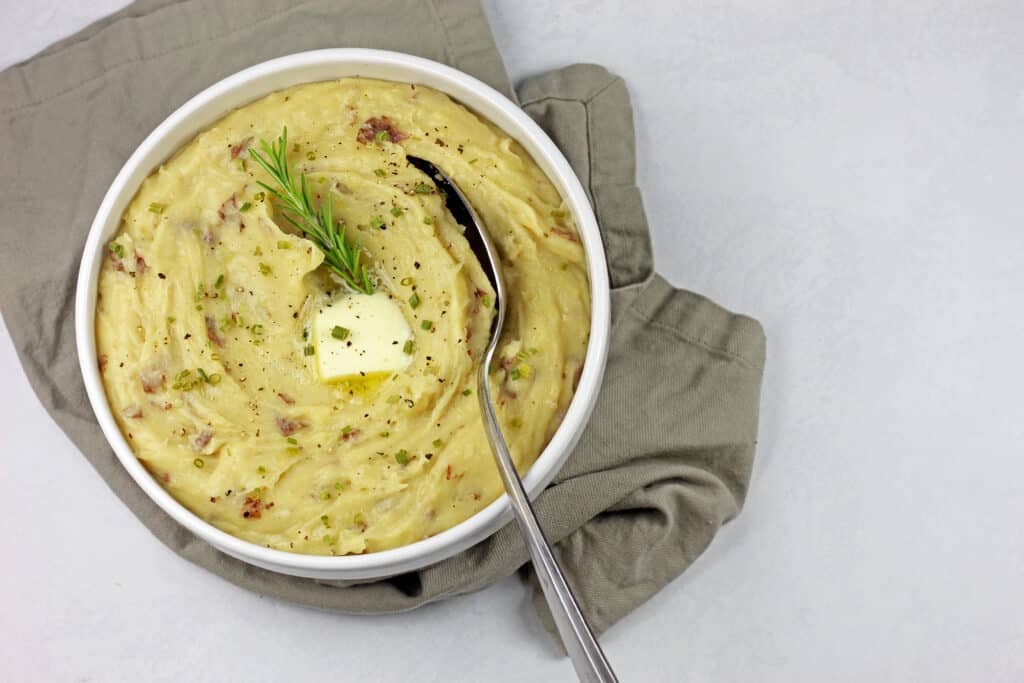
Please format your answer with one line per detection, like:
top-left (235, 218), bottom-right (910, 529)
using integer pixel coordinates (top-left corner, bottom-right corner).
top-left (0, 0), bottom-right (766, 647)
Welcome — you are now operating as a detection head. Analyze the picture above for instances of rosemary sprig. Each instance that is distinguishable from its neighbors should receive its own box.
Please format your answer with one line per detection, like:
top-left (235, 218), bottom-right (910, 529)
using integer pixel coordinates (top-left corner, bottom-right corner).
top-left (248, 127), bottom-right (374, 294)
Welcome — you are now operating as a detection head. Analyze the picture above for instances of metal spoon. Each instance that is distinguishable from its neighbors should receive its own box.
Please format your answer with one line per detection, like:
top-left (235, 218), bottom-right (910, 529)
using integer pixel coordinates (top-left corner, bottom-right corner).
top-left (407, 156), bottom-right (618, 683)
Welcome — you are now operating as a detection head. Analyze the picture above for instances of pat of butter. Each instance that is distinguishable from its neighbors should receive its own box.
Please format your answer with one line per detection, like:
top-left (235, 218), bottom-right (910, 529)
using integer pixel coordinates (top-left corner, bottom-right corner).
top-left (313, 292), bottom-right (413, 382)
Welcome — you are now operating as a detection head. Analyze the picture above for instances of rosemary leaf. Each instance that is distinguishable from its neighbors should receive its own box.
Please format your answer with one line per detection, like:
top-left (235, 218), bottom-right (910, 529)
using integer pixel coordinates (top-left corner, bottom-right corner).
top-left (248, 127), bottom-right (374, 294)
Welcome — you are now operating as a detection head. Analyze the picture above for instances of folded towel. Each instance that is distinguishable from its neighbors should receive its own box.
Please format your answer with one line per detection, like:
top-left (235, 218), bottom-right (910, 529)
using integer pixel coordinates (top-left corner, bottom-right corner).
top-left (0, 0), bottom-right (766, 648)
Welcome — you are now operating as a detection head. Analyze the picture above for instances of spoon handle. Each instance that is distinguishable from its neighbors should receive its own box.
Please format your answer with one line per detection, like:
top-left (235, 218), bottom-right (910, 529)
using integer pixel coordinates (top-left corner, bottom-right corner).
top-left (477, 371), bottom-right (619, 683)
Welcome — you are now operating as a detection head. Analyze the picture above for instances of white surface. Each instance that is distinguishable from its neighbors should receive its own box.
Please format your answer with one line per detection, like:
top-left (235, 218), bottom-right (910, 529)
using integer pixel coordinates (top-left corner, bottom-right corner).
top-left (2, 1), bottom-right (1023, 681)
top-left (73, 48), bottom-right (611, 581)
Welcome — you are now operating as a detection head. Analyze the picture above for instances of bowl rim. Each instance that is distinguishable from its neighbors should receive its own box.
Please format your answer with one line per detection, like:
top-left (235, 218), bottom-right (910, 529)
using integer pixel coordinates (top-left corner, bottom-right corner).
top-left (75, 48), bottom-right (610, 577)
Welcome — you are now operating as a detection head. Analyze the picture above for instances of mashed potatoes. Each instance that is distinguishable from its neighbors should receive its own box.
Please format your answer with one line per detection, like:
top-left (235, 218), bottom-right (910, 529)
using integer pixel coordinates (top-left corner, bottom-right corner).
top-left (96, 78), bottom-right (590, 555)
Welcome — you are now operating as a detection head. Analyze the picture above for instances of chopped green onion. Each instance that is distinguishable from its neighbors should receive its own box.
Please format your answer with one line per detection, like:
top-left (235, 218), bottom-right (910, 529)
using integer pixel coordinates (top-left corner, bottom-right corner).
top-left (370, 216), bottom-right (385, 230)
top-left (386, 395), bottom-right (401, 404)
top-left (239, 202), bottom-right (252, 212)
top-left (277, 240), bottom-right (291, 249)
top-left (167, 316), bottom-right (176, 324)
top-left (403, 340), bottom-right (414, 355)
top-left (250, 324), bottom-right (265, 335)
top-left (390, 206), bottom-right (403, 217)
top-left (432, 438), bottom-right (444, 448)
top-left (342, 425), bottom-right (353, 435)
top-left (380, 431), bottom-right (390, 438)
top-left (550, 209), bottom-right (568, 218)
top-left (510, 367), bottom-right (521, 380)
top-left (421, 320), bottom-right (433, 331)
top-left (257, 465), bottom-right (267, 475)
top-left (414, 183), bottom-right (433, 194)
top-left (208, 373), bottom-right (222, 385)
top-left (239, 159), bottom-right (248, 172)
top-left (375, 130), bottom-right (390, 142)
top-left (258, 263), bottom-right (272, 275)
top-left (509, 417), bottom-right (523, 429)
top-left (321, 491), bottom-right (332, 500)
top-left (148, 202), bottom-right (166, 214)
top-left (408, 293), bottom-right (420, 309)
top-left (286, 446), bottom-right (302, 455)
top-left (108, 242), bottom-right (125, 258)
top-left (253, 246), bottom-right (262, 256)
top-left (423, 215), bottom-right (434, 225)
top-left (303, 344), bottom-right (316, 356)
top-left (400, 277), bottom-right (414, 286)
top-left (469, 158), bottom-right (479, 165)
top-left (334, 481), bottom-right (345, 490)
top-left (321, 515), bottom-right (330, 527)
top-left (196, 367), bottom-right (210, 383)
top-left (306, 150), bottom-right (316, 161)
top-left (193, 458), bottom-right (204, 468)
top-left (480, 294), bottom-right (491, 308)
top-left (254, 191), bottom-right (265, 202)
top-left (354, 512), bottom-right (366, 526)
top-left (395, 450), bottom-right (409, 465)
top-left (462, 389), bottom-right (472, 396)
top-left (560, 262), bottom-right (569, 271)
top-left (374, 168), bottom-right (386, 177)
top-left (331, 326), bottom-right (350, 341)
top-left (214, 274), bottom-right (225, 289)
top-left (286, 437), bottom-right (298, 445)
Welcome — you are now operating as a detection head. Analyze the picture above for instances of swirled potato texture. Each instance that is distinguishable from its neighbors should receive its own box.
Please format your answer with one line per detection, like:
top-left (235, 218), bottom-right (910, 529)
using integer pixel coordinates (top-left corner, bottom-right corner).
top-left (97, 79), bottom-right (589, 555)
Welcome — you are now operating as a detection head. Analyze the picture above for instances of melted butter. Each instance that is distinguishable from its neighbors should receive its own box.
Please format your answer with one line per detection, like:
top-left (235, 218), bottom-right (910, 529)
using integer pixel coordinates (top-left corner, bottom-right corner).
top-left (327, 371), bottom-right (392, 398)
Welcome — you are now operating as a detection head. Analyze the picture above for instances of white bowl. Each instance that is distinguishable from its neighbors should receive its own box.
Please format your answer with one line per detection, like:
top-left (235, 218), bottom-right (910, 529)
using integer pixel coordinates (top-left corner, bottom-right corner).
top-left (75, 49), bottom-right (610, 580)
